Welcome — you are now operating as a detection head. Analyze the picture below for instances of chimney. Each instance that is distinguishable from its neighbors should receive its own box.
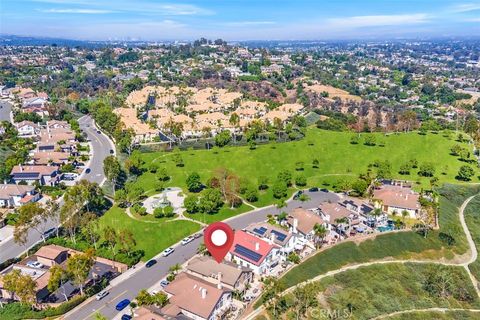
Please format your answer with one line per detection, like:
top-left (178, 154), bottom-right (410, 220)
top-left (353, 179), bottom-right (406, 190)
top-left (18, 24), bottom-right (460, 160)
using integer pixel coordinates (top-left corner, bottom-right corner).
top-left (293, 218), bottom-right (298, 233)
top-left (255, 242), bottom-right (260, 251)
top-left (217, 272), bottom-right (222, 289)
top-left (201, 288), bottom-right (207, 299)
top-left (19, 164), bottom-right (23, 172)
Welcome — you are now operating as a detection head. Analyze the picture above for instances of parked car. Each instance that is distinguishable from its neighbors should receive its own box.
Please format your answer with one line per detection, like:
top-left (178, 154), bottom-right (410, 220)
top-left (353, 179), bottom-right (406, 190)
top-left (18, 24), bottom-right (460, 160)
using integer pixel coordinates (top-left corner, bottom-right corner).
top-left (121, 315), bottom-right (132, 320)
top-left (85, 168), bottom-right (91, 174)
top-left (193, 233), bottom-right (202, 239)
top-left (181, 236), bottom-right (194, 246)
top-left (96, 291), bottom-right (109, 301)
top-left (160, 280), bottom-right (170, 287)
top-left (308, 187), bottom-right (319, 192)
top-left (293, 191), bottom-right (303, 199)
top-left (26, 261), bottom-right (43, 269)
top-left (43, 228), bottom-right (57, 239)
top-left (109, 149), bottom-right (114, 154)
top-left (97, 130), bottom-right (101, 134)
top-left (146, 259), bottom-right (157, 268)
top-left (162, 247), bottom-right (174, 257)
top-left (115, 299), bottom-right (130, 311)
top-left (320, 188), bottom-right (329, 193)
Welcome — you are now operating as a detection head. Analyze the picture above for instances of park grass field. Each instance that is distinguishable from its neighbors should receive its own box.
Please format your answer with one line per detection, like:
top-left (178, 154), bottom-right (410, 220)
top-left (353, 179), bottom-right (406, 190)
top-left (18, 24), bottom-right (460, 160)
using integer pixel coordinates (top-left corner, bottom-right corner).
top-left (282, 263), bottom-right (480, 320)
top-left (98, 206), bottom-right (201, 261)
top-left (135, 128), bottom-right (477, 208)
top-left (387, 311), bottom-right (480, 320)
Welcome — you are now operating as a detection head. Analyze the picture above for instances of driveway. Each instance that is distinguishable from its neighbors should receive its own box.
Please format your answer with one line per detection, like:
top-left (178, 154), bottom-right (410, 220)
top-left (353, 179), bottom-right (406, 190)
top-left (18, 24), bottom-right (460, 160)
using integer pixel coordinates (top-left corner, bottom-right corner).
top-left (64, 190), bottom-right (339, 320)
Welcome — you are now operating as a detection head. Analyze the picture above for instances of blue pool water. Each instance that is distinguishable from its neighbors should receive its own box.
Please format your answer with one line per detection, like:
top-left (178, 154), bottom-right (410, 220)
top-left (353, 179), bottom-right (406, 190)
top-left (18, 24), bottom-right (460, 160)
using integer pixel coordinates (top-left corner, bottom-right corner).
top-left (377, 225), bottom-right (394, 232)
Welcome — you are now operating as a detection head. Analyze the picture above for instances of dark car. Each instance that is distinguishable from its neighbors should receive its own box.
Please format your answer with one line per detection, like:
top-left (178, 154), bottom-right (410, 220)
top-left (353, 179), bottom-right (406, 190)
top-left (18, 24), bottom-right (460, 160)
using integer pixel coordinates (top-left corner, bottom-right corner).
top-left (109, 149), bottom-right (114, 154)
top-left (121, 315), bottom-right (132, 320)
top-left (293, 191), bottom-right (303, 199)
top-left (146, 259), bottom-right (157, 268)
top-left (320, 188), bottom-right (329, 193)
top-left (85, 168), bottom-right (91, 174)
top-left (97, 130), bottom-right (101, 134)
top-left (308, 187), bottom-right (319, 192)
top-left (116, 299), bottom-right (130, 311)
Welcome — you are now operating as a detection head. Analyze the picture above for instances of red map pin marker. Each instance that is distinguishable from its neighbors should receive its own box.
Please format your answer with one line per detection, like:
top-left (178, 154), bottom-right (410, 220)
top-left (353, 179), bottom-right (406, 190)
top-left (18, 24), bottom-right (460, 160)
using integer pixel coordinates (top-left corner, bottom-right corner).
top-left (204, 222), bottom-right (234, 263)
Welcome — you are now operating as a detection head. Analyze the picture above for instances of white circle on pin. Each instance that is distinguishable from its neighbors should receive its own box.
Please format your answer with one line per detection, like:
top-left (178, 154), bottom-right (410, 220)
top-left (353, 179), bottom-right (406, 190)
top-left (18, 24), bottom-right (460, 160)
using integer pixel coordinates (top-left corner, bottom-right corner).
top-left (211, 229), bottom-right (227, 246)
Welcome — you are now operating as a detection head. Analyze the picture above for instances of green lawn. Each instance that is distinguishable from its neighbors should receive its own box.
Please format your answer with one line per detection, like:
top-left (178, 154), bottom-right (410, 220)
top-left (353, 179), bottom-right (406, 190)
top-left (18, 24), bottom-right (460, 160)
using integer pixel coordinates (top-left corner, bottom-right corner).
top-left (98, 206), bottom-right (201, 261)
top-left (135, 129), bottom-right (477, 208)
top-left (185, 202), bottom-right (251, 224)
top-left (263, 184), bottom-right (479, 291)
top-left (464, 195), bottom-right (480, 282)
top-left (280, 263), bottom-right (480, 320)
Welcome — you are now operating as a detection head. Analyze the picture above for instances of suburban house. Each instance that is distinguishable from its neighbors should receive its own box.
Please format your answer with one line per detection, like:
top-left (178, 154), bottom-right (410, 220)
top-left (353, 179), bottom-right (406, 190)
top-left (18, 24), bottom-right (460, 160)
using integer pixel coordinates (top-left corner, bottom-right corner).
top-left (133, 306), bottom-right (168, 319)
top-left (373, 181), bottom-right (421, 218)
top-left (287, 207), bottom-right (328, 242)
top-left (31, 151), bottom-right (70, 166)
top-left (22, 97), bottom-right (47, 109)
top-left (0, 244), bottom-right (126, 304)
top-left (0, 184), bottom-right (39, 207)
top-left (38, 125), bottom-right (77, 154)
top-left (244, 222), bottom-right (296, 256)
top-left (162, 272), bottom-right (232, 320)
top-left (186, 256), bottom-right (253, 293)
top-left (15, 121), bottom-right (41, 137)
top-left (226, 230), bottom-right (281, 274)
top-left (318, 202), bottom-right (361, 235)
top-left (10, 165), bottom-right (60, 186)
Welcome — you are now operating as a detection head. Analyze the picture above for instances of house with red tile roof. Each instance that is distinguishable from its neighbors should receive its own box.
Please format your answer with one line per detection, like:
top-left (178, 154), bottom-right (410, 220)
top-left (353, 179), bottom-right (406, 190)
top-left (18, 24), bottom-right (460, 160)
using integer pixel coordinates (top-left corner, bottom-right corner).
top-left (162, 272), bottom-right (232, 320)
top-left (373, 181), bottom-right (421, 218)
top-left (226, 230), bottom-right (281, 274)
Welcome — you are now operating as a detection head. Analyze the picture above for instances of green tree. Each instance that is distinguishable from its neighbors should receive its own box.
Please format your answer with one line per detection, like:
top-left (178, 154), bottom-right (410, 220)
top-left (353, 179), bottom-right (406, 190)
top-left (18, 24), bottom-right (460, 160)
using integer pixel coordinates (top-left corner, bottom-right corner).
top-left (244, 186), bottom-right (259, 202)
top-left (418, 162), bottom-right (436, 177)
top-left (295, 174), bottom-right (307, 187)
top-left (457, 165), bottom-right (475, 181)
top-left (184, 195), bottom-right (199, 213)
top-left (198, 188), bottom-right (224, 214)
top-left (186, 172), bottom-right (202, 192)
top-left (103, 155), bottom-right (122, 195)
top-left (48, 265), bottom-right (70, 301)
top-left (66, 248), bottom-right (95, 296)
top-left (214, 130), bottom-right (232, 147)
top-left (272, 180), bottom-right (288, 199)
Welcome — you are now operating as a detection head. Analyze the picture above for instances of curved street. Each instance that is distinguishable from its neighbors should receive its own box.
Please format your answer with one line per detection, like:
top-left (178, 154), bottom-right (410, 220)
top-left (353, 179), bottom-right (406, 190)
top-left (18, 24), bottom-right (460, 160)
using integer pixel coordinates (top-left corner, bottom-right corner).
top-left (0, 115), bottom-right (113, 264)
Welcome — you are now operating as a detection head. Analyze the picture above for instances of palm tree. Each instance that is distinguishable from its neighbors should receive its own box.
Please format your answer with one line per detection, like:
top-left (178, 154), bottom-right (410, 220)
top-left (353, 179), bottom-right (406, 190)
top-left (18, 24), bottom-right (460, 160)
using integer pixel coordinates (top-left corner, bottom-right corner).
top-left (371, 207), bottom-right (383, 225)
top-left (169, 263), bottom-right (181, 275)
top-left (229, 113), bottom-right (240, 144)
top-left (401, 210), bottom-right (409, 225)
top-left (313, 223), bottom-right (327, 248)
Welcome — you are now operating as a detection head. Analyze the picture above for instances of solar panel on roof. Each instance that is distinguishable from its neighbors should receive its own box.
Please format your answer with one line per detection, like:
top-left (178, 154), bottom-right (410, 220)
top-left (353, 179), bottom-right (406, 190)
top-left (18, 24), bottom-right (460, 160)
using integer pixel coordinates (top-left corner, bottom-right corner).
top-left (253, 227), bottom-right (267, 235)
top-left (271, 230), bottom-right (287, 242)
top-left (233, 244), bottom-right (262, 262)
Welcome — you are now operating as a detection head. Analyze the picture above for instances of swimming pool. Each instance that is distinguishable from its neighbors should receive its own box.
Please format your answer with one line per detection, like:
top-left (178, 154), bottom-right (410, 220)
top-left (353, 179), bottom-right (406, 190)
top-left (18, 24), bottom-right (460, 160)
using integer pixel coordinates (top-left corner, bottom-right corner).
top-left (377, 225), bottom-right (394, 232)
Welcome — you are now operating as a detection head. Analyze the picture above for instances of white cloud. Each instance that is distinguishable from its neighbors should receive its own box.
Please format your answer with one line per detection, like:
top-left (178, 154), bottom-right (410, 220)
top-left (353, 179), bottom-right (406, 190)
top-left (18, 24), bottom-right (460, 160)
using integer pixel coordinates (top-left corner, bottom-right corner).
top-left (451, 3), bottom-right (480, 13)
top-left (223, 21), bottom-right (276, 27)
top-left (327, 14), bottom-right (430, 28)
top-left (40, 8), bottom-right (115, 14)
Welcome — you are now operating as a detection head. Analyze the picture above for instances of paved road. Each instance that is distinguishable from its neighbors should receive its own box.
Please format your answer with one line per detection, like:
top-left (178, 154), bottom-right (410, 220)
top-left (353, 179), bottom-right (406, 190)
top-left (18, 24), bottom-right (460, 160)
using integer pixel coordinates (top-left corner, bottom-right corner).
top-left (0, 100), bottom-right (13, 123)
top-left (78, 115), bottom-right (115, 185)
top-left (65, 191), bottom-right (339, 320)
top-left (0, 115), bottom-right (113, 264)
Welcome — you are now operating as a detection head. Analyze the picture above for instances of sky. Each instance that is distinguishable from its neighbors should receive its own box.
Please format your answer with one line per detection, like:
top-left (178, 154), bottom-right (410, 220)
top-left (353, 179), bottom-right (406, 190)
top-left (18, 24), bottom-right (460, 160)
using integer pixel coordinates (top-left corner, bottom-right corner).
top-left (0, 0), bottom-right (479, 41)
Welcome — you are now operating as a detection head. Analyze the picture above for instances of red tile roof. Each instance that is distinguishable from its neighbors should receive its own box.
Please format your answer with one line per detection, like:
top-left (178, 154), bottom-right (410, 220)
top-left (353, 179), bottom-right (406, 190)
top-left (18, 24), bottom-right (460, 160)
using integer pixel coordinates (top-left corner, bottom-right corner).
top-left (229, 230), bottom-right (277, 266)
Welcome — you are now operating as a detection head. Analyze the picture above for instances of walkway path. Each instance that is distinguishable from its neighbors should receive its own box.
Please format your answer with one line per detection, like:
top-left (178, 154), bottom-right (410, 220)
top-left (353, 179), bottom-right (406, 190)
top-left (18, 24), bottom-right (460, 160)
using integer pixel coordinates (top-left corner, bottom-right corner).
top-left (243, 194), bottom-right (480, 320)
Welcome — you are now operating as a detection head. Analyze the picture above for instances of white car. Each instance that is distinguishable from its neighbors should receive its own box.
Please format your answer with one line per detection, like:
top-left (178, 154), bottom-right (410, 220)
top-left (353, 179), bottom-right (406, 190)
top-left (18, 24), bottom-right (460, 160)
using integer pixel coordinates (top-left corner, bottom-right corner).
top-left (181, 236), bottom-right (194, 246)
top-left (26, 261), bottom-right (43, 269)
top-left (162, 247), bottom-right (174, 257)
top-left (96, 291), bottom-right (109, 301)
